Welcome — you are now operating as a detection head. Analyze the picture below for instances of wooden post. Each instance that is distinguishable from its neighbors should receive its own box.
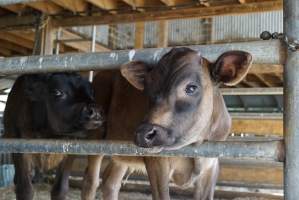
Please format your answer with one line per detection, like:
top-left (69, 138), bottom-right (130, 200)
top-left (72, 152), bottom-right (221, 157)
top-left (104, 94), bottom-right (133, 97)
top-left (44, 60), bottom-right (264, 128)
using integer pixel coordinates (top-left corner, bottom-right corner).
top-left (41, 16), bottom-right (55, 55)
top-left (135, 22), bottom-right (144, 49)
top-left (108, 24), bottom-right (117, 50)
top-left (158, 20), bottom-right (168, 48)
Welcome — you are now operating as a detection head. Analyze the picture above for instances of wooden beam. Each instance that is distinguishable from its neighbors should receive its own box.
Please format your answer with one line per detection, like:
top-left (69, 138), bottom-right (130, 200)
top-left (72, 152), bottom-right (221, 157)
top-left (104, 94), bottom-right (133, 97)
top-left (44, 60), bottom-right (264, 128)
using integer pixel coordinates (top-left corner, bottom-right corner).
top-left (241, 79), bottom-right (262, 87)
top-left (122, 0), bottom-right (163, 9)
top-left (248, 64), bottom-right (283, 74)
top-left (75, 157), bottom-right (283, 190)
top-left (0, 15), bottom-right (36, 30)
top-left (254, 74), bottom-right (273, 87)
top-left (0, 47), bottom-right (12, 56)
top-left (244, 74), bottom-right (266, 87)
top-left (262, 74), bottom-right (282, 86)
top-left (26, 1), bottom-right (63, 14)
top-left (0, 32), bottom-right (34, 49)
top-left (7, 30), bottom-right (76, 53)
top-left (85, 0), bottom-right (118, 10)
top-left (52, 0), bottom-right (88, 13)
top-left (59, 29), bottom-right (110, 52)
top-left (254, 74), bottom-right (281, 87)
top-left (219, 161), bottom-right (282, 187)
top-left (157, 20), bottom-right (168, 48)
top-left (199, 0), bottom-right (210, 7)
top-left (0, 39), bottom-right (30, 55)
top-left (53, 1), bottom-right (282, 27)
top-left (2, 3), bottom-right (26, 13)
top-left (231, 119), bottom-right (283, 136)
top-left (160, 0), bottom-right (194, 6)
top-left (122, 0), bottom-right (144, 8)
top-left (239, 0), bottom-right (276, 3)
top-left (0, 7), bottom-right (11, 15)
top-left (134, 22), bottom-right (144, 49)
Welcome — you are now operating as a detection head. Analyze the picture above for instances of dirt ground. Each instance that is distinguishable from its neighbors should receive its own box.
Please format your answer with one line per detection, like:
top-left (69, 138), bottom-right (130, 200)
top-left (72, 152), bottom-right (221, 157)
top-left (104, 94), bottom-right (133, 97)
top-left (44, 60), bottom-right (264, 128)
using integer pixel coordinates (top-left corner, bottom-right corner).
top-left (0, 184), bottom-right (278, 200)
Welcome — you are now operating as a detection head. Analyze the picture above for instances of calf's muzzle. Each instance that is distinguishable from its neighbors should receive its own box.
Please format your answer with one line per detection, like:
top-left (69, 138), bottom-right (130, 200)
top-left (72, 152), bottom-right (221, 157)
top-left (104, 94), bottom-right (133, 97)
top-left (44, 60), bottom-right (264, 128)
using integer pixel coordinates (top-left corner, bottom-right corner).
top-left (82, 104), bottom-right (104, 129)
top-left (135, 123), bottom-right (175, 148)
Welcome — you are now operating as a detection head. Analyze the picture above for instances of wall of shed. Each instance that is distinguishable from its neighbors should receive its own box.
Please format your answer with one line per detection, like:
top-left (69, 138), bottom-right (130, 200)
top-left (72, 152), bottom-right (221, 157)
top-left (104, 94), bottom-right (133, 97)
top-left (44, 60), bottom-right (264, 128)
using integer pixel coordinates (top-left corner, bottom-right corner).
top-left (67, 11), bottom-right (283, 50)
top-left (212, 11), bottom-right (283, 43)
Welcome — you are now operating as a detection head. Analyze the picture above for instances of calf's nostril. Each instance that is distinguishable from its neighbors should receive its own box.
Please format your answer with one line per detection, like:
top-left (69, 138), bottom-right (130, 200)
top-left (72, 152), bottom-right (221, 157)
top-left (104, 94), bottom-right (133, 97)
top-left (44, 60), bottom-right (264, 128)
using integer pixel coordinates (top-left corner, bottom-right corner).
top-left (145, 128), bottom-right (157, 141)
top-left (88, 108), bottom-right (94, 116)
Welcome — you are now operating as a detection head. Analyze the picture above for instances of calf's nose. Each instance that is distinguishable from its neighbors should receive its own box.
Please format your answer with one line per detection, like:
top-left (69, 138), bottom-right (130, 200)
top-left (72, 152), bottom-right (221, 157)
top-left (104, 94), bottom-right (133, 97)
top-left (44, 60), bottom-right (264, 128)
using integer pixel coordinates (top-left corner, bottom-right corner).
top-left (83, 105), bottom-right (104, 122)
top-left (135, 123), bottom-right (175, 148)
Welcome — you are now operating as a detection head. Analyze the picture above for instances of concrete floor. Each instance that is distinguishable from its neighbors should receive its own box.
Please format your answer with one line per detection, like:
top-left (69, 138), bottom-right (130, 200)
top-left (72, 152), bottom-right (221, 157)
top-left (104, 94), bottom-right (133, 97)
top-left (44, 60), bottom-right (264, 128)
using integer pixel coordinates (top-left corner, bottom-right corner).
top-left (0, 184), bottom-right (277, 200)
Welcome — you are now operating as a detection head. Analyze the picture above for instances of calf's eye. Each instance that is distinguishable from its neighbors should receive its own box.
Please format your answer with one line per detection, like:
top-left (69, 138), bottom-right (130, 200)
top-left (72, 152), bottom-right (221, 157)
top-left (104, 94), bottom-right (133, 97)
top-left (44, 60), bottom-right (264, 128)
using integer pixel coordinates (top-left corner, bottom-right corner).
top-left (185, 84), bottom-right (198, 96)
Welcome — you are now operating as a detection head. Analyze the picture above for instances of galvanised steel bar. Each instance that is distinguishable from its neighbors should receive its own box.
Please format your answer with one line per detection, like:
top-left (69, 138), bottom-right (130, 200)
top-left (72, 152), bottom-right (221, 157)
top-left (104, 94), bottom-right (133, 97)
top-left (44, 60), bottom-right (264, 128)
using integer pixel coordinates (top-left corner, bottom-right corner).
top-left (220, 87), bottom-right (283, 96)
top-left (229, 112), bottom-right (283, 120)
top-left (284, 0), bottom-right (299, 199)
top-left (0, 0), bottom-right (39, 5)
top-left (0, 40), bottom-right (285, 75)
top-left (0, 139), bottom-right (284, 161)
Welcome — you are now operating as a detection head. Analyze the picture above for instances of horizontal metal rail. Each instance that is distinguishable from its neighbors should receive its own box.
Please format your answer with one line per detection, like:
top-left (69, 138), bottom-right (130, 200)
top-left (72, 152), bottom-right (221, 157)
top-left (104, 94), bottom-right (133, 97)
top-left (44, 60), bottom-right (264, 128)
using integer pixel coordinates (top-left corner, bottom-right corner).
top-left (55, 38), bottom-right (92, 43)
top-left (230, 112), bottom-right (283, 120)
top-left (0, 0), bottom-right (39, 5)
top-left (0, 40), bottom-right (285, 75)
top-left (0, 139), bottom-right (284, 161)
top-left (220, 87), bottom-right (283, 96)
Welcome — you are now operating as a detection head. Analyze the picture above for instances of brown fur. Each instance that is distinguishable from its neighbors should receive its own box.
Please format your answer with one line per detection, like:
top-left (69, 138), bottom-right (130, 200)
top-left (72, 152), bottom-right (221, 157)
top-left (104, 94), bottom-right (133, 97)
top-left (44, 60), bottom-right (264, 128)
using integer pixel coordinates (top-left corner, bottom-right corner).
top-left (78, 49), bottom-right (252, 200)
top-left (82, 71), bottom-right (230, 200)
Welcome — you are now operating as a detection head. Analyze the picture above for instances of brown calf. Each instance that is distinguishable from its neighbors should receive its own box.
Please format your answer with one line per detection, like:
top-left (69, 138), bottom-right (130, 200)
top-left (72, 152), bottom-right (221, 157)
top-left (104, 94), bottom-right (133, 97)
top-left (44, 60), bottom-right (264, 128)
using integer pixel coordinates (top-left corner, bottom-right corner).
top-left (80, 47), bottom-right (252, 200)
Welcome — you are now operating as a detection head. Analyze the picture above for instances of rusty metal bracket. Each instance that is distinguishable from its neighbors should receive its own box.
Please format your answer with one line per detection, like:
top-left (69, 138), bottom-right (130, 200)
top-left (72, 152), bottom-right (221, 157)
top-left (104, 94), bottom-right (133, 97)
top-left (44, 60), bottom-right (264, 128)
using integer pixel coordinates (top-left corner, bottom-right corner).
top-left (260, 31), bottom-right (299, 52)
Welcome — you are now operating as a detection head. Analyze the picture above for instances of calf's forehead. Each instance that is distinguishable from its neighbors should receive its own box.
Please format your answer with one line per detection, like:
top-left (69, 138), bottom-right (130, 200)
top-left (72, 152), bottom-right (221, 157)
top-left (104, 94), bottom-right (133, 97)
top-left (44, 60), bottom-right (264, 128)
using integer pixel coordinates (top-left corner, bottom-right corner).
top-left (147, 49), bottom-right (208, 90)
top-left (48, 74), bottom-right (88, 89)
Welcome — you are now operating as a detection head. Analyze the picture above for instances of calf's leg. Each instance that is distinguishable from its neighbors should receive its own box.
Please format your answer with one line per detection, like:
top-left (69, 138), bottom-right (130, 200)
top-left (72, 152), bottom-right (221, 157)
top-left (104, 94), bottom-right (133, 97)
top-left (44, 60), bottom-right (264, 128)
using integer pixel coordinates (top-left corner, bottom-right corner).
top-left (101, 160), bottom-right (128, 200)
top-left (193, 158), bottom-right (219, 200)
top-left (81, 155), bottom-right (104, 200)
top-left (12, 153), bottom-right (34, 200)
top-left (51, 155), bottom-right (76, 200)
top-left (145, 157), bottom-right (171, 200)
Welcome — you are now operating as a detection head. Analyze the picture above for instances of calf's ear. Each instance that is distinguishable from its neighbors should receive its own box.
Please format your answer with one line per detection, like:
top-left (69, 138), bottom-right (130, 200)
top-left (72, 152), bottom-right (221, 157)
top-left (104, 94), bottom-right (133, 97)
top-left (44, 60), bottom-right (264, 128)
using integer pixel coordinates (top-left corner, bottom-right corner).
top-left (24, 74), bottom-right (48, 101)
top-left (121, 61), bottom-right (151, 90)
top-left (210, 51), bottom-right (252, 86)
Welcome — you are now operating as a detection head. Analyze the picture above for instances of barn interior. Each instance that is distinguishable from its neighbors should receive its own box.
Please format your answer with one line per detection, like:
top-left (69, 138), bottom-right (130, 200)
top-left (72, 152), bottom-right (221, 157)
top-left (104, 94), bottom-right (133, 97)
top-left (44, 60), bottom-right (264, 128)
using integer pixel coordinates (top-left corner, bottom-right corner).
top-left (0, 0), bottom-right (284, 200)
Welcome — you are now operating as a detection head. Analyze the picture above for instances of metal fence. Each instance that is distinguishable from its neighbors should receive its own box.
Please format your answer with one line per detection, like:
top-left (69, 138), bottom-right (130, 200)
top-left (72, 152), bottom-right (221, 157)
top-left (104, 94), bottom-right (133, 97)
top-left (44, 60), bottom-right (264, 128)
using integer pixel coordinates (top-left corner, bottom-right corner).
top-left (0, 1), bottom-right (298, 199)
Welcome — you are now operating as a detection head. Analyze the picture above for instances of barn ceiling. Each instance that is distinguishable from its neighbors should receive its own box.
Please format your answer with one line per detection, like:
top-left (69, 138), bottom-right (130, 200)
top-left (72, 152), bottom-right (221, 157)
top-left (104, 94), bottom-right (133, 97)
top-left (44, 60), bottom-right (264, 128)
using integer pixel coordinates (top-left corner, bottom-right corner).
top-left (0, 0), bottom-right (283, 112)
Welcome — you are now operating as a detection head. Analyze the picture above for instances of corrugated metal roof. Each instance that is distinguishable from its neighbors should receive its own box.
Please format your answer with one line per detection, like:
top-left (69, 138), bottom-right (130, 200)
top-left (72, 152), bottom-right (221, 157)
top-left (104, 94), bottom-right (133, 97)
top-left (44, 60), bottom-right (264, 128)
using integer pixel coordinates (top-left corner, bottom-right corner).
top-left (211, 11), bottom-right (283, 43)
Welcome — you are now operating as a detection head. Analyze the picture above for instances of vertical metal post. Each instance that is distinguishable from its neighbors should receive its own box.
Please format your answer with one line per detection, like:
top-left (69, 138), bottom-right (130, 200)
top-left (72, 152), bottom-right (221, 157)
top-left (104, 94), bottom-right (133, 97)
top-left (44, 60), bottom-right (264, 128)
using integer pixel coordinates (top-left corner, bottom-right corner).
top-left (284, 0), bottom-right (299, 199)
top-left (89, 25), bottom-right (97, 82)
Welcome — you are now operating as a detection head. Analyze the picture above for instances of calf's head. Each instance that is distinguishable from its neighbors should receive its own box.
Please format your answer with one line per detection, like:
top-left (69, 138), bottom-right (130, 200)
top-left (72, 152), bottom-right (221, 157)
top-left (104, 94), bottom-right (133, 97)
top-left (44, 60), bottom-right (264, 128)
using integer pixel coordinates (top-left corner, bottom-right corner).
top-left (121, 48), bottom-right (252, 150)
top-left (24, 73), bottom-right (104, 134)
